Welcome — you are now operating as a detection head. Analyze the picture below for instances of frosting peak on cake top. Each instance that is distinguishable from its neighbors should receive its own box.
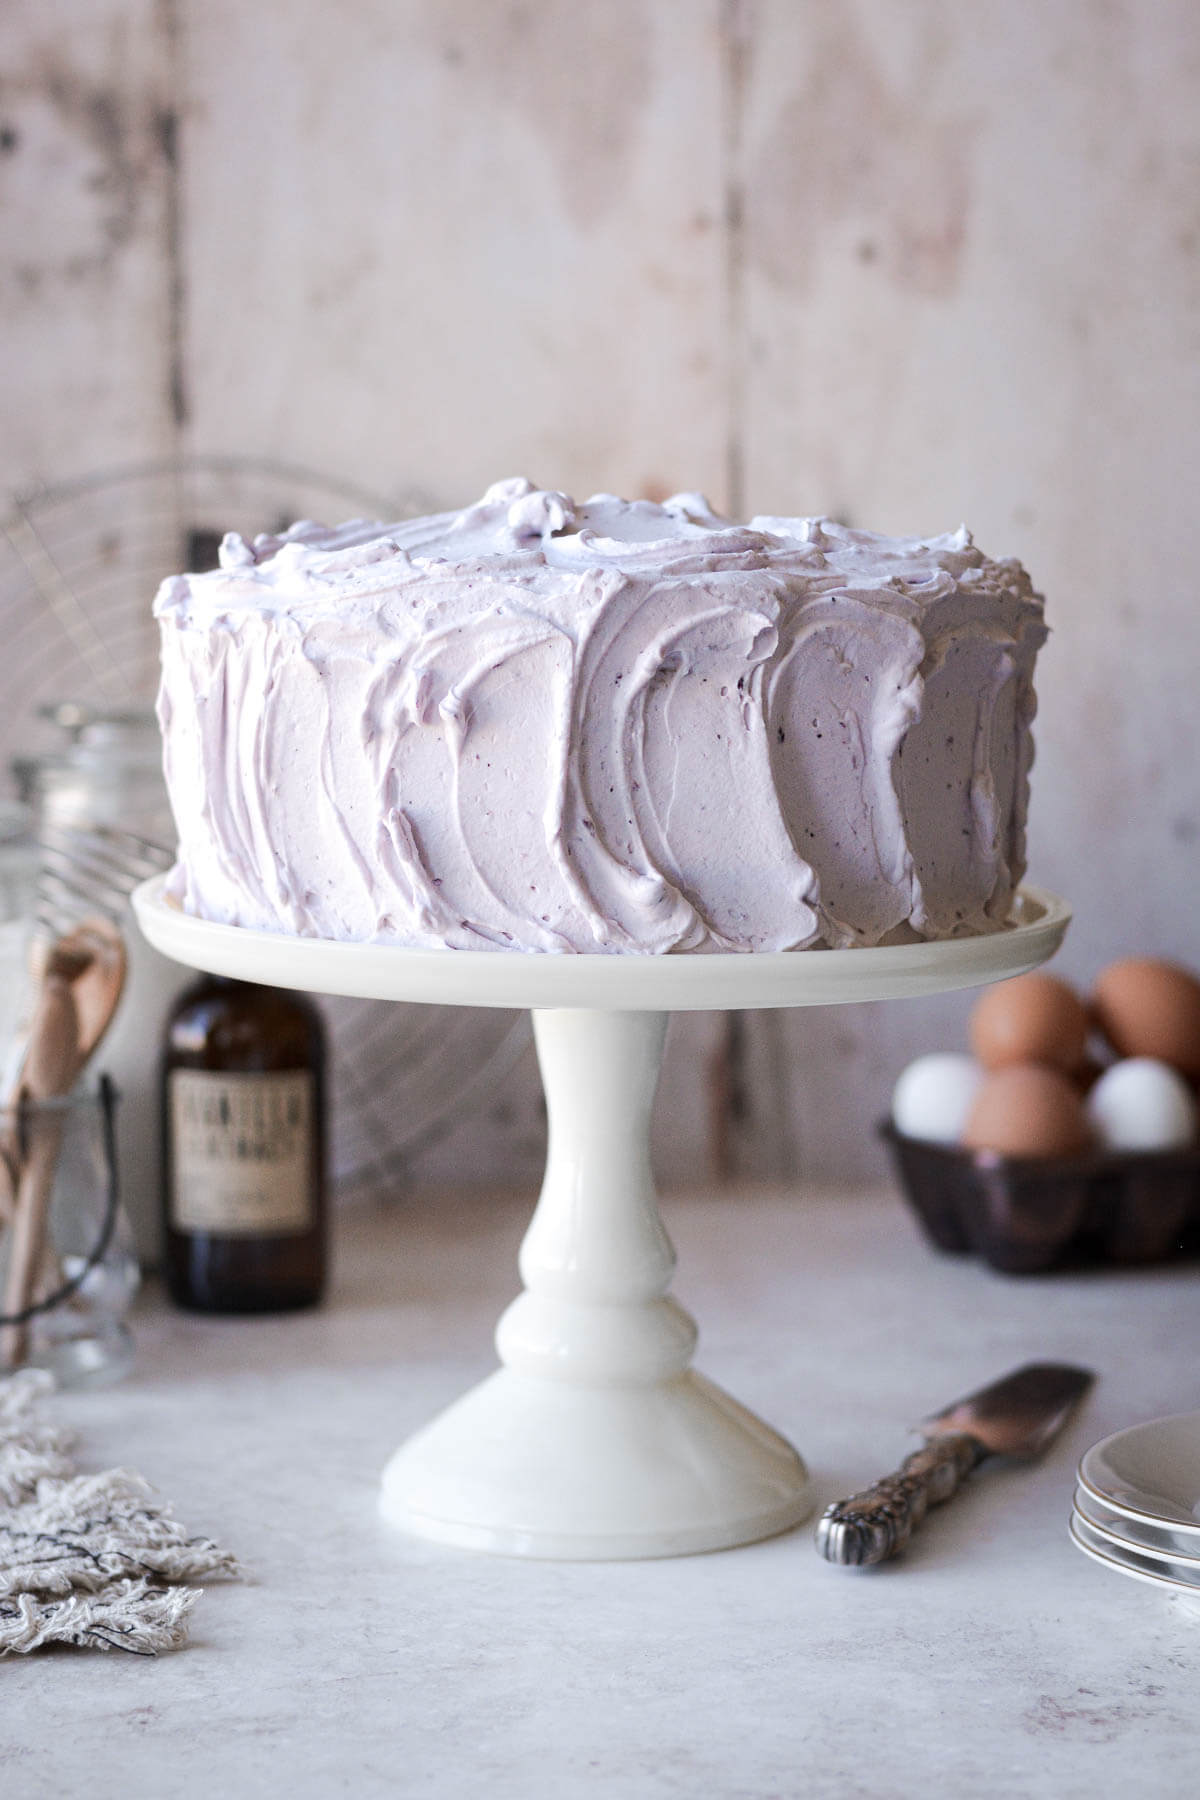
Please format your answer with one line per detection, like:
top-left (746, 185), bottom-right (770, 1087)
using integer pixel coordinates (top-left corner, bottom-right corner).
top-left (157, 477), bottom-right (1009, 623)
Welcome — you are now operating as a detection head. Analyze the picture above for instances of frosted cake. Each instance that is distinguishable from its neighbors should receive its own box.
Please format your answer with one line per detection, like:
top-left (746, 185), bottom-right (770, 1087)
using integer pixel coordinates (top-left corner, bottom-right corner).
top-left (155, 478), bottom-right (1046, 955)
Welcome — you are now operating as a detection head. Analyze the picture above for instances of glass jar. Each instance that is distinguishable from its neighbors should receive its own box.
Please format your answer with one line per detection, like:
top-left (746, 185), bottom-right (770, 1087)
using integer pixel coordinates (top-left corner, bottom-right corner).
top-left (0, 1078), bottom-right (138, 1386)
top-left (12, 701), bottom-right (175, 842)
top-left (11, 703), bottom-right (187, 1267)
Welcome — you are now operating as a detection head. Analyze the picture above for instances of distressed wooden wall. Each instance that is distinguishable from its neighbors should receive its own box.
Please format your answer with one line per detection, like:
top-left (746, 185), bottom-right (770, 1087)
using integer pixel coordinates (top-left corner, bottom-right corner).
top-left (3, 0), bottom-right (1198, 1191)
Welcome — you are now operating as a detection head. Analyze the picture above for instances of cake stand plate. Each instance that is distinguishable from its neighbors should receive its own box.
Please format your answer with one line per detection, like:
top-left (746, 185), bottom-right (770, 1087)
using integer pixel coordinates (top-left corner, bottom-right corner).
top-left (133, 878), bottom-right (1070, 1560)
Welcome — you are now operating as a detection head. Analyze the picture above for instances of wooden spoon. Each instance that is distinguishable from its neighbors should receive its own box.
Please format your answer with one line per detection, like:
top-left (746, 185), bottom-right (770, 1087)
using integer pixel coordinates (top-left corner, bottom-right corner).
top-left (54, 921), bottom-right (127, 1069)
top-left (0, 920), bottom-right (126, 1367)
top-left (0, 1141), bottom-right (17, 1234)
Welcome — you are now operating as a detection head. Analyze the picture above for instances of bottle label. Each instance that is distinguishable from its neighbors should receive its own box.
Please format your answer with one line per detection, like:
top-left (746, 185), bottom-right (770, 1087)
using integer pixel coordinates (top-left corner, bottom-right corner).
top-left (169, 1069), bottom-right (315, 1236)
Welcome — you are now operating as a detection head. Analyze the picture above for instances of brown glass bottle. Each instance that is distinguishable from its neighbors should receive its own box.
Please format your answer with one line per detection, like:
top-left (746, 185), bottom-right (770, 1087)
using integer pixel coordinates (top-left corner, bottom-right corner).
top-left (161, 974), bottom-right (327, 1312)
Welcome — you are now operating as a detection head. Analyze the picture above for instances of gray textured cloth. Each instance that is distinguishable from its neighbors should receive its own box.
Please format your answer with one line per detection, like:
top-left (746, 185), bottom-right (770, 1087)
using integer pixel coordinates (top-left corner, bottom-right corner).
top-left (0, 1369), bottom-right (240, 1654)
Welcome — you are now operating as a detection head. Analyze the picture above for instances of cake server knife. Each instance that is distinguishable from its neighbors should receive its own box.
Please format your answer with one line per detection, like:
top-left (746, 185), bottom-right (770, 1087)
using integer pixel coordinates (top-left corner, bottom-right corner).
top-left (815, 1361), bottom-right (1094, 1567)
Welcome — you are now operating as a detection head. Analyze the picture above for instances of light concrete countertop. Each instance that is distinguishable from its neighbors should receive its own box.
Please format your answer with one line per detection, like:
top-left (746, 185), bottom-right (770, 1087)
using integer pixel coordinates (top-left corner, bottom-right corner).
top-left (6, 1184), bottom-right (1200, 1799)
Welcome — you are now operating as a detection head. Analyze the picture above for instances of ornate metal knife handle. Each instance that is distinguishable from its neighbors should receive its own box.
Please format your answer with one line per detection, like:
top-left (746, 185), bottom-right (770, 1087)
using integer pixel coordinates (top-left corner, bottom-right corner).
top-left (815, 1431), bottom-right (986, 1566)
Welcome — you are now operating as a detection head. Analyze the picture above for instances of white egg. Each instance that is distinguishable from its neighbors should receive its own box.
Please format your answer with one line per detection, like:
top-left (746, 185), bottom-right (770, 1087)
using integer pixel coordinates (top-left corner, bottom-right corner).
top-left (891, 1053), bottom-right (985, 1144)
top-left (1085, 1057), bottom-right (1199, 1152)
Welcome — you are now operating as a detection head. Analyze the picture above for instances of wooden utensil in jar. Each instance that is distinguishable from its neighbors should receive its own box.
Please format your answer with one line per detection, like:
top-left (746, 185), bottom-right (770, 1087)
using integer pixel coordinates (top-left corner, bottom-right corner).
top-left (0, 920), bottom-right (126, 1367)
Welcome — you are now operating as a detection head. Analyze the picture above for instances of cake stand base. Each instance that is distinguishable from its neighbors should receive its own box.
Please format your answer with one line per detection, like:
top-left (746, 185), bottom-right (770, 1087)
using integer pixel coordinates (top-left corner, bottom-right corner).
top-left (132, 877), bottom-right (1069, 1562)
top-left (381, 1368), bottom-right (809, 1559)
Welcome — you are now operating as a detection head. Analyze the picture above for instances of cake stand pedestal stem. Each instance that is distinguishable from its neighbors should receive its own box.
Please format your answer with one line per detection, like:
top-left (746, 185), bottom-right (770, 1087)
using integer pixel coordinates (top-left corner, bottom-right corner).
top-left (379, 1005), bottom-right (812, 1559)
top-left (497, 1010), bottom-right (694, 1385)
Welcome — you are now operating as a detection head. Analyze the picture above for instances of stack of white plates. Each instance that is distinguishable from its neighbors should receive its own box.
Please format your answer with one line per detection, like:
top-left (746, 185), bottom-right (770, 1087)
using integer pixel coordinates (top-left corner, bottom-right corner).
top-left (1071, 1410), bottom-right (1200, 1613)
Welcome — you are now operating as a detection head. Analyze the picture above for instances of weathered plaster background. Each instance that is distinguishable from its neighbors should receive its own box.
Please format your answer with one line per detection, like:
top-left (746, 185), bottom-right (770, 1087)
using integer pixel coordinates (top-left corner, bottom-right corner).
top-left (2, 0), bottom-right (1198, 1190)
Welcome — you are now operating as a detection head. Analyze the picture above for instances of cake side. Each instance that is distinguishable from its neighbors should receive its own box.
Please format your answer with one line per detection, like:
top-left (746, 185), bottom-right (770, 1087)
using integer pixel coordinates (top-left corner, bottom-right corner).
top-left (155, 479), bottom-right (1046, 954)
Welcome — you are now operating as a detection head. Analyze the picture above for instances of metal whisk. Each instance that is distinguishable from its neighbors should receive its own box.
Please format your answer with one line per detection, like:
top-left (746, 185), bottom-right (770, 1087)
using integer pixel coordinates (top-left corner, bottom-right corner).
top-left (35, 822), bottom-right (173, 937)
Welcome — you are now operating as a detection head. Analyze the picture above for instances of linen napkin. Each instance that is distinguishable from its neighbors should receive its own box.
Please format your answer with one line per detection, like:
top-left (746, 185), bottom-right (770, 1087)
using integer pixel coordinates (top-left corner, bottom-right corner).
top-left (0, 1369), bottom-right (239, 1654)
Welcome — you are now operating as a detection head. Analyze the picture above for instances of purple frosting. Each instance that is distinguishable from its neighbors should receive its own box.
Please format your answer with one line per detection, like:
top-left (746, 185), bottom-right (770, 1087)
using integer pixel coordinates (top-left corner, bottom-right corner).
top-left (155, 478), bottom-right (1046, 953)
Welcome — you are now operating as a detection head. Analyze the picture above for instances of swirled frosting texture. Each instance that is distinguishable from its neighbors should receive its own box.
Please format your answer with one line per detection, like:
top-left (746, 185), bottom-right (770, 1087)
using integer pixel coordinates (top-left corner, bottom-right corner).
top-left (155, 478), bottom-right (1046, 954)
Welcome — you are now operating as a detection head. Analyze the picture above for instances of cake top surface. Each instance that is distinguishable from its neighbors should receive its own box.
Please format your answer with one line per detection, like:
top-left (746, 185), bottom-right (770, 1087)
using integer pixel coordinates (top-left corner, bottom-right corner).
top-left (154, 477), bottom-right (1036, 625)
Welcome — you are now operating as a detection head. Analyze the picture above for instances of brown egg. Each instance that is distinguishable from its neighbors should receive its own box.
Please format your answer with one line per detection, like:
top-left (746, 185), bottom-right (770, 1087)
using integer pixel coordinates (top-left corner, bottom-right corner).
top-left (969, 973), bottom-right (1089, 1074)
top-left (963, 1064), bottom-right (1092, 1159)
top-left (1091, 958), bottom-right (1200, 1079)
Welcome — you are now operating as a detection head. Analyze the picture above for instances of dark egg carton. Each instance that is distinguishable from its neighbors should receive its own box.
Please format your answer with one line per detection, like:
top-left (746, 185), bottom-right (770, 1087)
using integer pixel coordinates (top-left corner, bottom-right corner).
top-left (880, 1120), bottom-right (1200, 1274)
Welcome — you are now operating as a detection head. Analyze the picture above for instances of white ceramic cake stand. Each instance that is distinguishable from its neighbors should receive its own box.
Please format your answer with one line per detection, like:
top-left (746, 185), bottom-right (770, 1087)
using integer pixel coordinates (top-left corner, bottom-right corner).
top-left (133, 877), bottom-right (1069, 1560)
